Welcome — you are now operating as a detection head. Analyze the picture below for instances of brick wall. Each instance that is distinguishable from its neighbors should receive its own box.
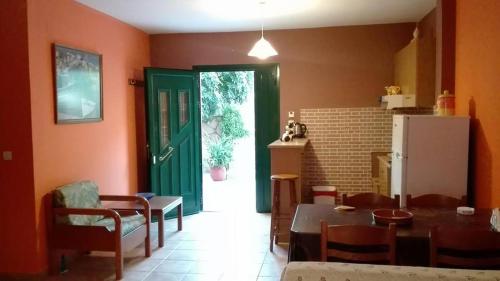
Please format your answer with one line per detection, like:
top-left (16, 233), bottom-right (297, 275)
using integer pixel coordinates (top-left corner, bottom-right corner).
top-left (299, 107), bottom-right (432, 202)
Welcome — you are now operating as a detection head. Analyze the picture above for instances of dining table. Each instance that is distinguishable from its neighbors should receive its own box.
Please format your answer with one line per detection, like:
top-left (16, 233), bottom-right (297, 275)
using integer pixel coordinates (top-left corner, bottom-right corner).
top-left (289, 203), bottom-right (494, 266)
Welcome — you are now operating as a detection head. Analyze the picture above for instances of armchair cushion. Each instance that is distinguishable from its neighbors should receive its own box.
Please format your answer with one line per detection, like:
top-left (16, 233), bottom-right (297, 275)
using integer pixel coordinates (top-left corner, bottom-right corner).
top-left (93, 214), bottom-right (146, 236)
top-left (53, 180), bottom-right (104, 225)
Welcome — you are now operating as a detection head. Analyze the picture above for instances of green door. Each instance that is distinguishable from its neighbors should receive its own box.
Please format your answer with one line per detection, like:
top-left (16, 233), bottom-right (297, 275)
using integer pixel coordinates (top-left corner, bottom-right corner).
top-left (254, 65), bottom-right (280, 213)
top-left (194, 64), bottom-right (280, 213)
top-left (145, 68), bottom-right (202, 215)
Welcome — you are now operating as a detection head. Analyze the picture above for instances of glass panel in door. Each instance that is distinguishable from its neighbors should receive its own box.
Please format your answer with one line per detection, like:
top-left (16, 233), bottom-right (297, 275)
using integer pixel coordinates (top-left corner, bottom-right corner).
top-left (158, 90), bottom-right (170, 150)
top-left (178, 90), bottom-right (189, 129)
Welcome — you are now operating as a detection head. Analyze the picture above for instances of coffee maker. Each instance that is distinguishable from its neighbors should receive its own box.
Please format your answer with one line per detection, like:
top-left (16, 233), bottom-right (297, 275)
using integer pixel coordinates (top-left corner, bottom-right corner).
top-left (280, 120), bottom-right (295, 142)
top-left (293, 123), bottom-right (307, 138)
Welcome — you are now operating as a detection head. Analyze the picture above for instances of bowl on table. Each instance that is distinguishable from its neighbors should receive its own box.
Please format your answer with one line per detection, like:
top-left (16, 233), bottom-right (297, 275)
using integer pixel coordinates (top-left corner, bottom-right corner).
top-left (372, 209), bottom-right (413, 226)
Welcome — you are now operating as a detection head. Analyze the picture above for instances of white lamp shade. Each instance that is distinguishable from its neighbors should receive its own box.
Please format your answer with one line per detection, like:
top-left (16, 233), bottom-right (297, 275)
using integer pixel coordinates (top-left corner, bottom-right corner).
top-left (248, 36), bottom-right (278, 59)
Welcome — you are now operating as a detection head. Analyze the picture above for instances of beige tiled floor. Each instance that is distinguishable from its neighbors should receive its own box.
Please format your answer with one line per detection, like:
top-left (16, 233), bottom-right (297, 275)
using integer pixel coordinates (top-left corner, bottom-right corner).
top-left (45, 211), bottom-right (287, 281)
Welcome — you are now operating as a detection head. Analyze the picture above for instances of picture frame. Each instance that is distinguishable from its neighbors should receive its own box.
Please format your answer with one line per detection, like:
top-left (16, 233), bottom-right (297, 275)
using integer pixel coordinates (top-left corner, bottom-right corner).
top-left (53, 44), bottom-right (103, 123)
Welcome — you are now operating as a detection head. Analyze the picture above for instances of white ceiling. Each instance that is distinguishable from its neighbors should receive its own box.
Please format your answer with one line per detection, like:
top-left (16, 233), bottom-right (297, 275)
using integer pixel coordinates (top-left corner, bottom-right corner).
top-left (76, 0), bottom-right (436, 34)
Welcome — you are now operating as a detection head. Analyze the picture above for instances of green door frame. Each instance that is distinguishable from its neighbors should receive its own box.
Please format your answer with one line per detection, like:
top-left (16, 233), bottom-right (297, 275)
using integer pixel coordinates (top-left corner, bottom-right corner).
top-left (194, 64), bottom-right (280, 213)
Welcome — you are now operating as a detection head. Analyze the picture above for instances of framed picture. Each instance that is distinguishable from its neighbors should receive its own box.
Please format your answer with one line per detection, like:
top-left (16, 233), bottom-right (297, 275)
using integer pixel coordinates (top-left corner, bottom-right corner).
top-left (53, 44), bottom-right (103, 123)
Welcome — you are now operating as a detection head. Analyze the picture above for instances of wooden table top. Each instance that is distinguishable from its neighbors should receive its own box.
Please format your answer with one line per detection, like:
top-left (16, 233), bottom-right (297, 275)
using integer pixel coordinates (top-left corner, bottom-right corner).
top-left (291, 204), bottom-right (493, 239)
top-left (268, 138), bottom-right (309, 149)
top-left (104, 196), bottom-right (182, 212)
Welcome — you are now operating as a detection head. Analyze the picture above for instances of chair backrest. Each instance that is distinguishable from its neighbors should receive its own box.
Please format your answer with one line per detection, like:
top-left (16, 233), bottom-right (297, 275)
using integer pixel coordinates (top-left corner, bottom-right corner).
top-left (342, 193), bottom-right (400, 209)
top-left (430, 226), bottom-right (500, 269)
top-left (53, 180), bottom-right (103, 226)
top-left (407, 194), bottom-right (467, 209)
top-left (320, 221), bottom-right (396, 264)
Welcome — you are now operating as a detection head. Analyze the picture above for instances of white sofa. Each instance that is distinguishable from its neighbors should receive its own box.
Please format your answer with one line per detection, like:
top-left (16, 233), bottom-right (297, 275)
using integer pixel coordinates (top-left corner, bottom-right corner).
top-left (281, 262), bottom-right (500, 281)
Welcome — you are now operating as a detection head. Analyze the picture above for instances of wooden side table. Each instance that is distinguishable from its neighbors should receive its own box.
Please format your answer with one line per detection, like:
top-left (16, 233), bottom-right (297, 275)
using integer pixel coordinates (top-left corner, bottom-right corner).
top-left (105, 196), bottom-right (183, 248)
top-left (152, 196), bottom-right (183, 247)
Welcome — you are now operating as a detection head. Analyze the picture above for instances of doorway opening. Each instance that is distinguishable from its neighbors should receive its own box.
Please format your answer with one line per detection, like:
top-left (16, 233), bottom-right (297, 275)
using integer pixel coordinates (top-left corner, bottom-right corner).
top-left (200, 71), bottom-right (256, 213)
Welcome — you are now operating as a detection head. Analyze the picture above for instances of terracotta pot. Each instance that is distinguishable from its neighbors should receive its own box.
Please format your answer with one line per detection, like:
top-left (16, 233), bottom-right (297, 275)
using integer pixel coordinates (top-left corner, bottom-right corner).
top-left (210, 167), bottom-right (226, 181)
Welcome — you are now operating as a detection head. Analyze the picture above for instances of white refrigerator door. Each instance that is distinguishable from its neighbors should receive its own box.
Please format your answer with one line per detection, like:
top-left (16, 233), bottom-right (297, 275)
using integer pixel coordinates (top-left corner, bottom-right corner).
top-left (405, 116), bottom-right (469, 200)
top-left (391, 156), bottom-right (407, 206)
top-left (391, 115), bottom-right (408, 206)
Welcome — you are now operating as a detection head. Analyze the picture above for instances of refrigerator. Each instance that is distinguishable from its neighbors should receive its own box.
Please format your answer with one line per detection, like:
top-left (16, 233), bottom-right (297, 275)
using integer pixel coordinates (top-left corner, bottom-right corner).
top-left (391, 115), bottom-right (470, 207)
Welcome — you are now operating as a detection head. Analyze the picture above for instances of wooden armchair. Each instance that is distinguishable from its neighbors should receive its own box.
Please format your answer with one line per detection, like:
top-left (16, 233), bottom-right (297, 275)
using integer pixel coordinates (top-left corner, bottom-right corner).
top-left (342, 193), bottom-right (400, 209)
top-left (430, 226), bottom-right (500, 269)
top-left (320, 220), bottom-right (396, 264)
top-left (46, 181), bottom-right (151, 280)
top-left (406, 194), bottom-right (467, 209)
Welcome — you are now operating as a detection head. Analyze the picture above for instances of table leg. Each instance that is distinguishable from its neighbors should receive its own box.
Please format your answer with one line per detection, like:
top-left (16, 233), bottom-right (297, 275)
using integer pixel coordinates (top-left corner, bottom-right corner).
top-left (158, 212), bottom-right (164, 248)
top-left (177, 203), bottom-right (183, 231)
top-left (288, 231), bottom-right (295, 262)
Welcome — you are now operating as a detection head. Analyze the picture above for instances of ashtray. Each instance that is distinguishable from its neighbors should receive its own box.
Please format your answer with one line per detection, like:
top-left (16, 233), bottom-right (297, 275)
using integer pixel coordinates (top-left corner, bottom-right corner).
top-left (372, 209), bottom-right (413, 226)
top-left (136, 192), bottom-right (155, 200)
top-left (457, 206), bottom-right (475, 215)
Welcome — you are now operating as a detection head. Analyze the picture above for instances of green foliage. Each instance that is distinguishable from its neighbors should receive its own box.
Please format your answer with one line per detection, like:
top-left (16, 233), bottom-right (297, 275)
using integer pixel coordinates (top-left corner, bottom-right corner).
top-left (207, 139), bottom-right (233, 168)
top-left (201, 71), bottom-right (252, 170)
top-left (221, 106), bottom-right (248, 141)
top-left (218, 72), bottom-right (251, 104)
top-left (200, 71), bottom-right (251, 122)
top-left (201, 72), bottom-right (221, 123)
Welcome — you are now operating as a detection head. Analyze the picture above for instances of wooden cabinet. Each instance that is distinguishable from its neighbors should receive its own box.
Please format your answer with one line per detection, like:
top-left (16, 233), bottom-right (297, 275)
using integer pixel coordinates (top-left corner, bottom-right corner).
top-left (378, 156), bottom-right (391, 197)
top-left (392, 19), bottom-right (437, 109)
top-left (371, 153), bottom-right (391, 197)
top-left (395, 39), bottom-right (418, 98)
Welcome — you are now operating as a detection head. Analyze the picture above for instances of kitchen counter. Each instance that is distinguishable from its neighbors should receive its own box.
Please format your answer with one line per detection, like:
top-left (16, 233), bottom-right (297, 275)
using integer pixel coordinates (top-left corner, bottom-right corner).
top-left (268, 138), bottom-right (309, 243)
top-left (267, 138), bottom-right (309, 149)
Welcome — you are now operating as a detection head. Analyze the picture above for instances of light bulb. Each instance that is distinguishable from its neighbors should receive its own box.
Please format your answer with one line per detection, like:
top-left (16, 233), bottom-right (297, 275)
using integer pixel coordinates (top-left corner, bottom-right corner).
top-left (248, 36), bottom-right (278, 59)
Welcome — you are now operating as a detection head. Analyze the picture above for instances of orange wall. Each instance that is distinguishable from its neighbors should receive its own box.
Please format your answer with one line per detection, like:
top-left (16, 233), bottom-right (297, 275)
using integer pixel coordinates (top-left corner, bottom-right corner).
top-left (455, 0), bottom-right (500, 207)
top-left (0, 0), bottom-right (151, 274)
top-left (151, 23), bottom-right (414, 124)
top-left (0, 0), bottom-right (39, 274)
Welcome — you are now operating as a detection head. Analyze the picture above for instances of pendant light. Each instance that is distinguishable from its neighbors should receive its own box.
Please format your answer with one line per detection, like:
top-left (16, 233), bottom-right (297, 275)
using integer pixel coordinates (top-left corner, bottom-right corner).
top-left (248, 1), bottom-right (278, 59)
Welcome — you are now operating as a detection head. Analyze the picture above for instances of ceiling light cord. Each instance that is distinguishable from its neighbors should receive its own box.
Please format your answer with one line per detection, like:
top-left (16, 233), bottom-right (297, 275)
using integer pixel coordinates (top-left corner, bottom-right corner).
top-left (259, 1), bottom-right (264, 38)
top-left (247, 0), bottom-right (278, 59)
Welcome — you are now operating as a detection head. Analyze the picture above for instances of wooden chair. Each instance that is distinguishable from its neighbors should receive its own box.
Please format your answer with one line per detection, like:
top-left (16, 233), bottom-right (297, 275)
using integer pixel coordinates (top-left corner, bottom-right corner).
top-left (46, 181), bottom-right (151, 280)
top-left (430, 226), bottom-right (500, 269)
top-left (406, 194), bottom-right (467, 209)
top-left (342, 193), bottom-right (400, 209)
top-left (320, 220), bottom-right (396, 264)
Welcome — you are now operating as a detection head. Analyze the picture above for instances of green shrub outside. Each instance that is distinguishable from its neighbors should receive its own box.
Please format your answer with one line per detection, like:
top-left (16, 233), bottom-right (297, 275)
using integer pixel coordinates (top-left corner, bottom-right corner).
top-left (221, 106), bottom-right (248, 141)
top-left (201, 71), bottom-right (251, 169)
top-left (206, 139), bottom-right (233, 169)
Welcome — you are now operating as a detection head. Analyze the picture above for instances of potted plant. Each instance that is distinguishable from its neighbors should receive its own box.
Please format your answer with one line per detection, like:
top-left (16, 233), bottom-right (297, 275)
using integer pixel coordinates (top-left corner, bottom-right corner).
top-left (207, 140), bottom-right (233, 181)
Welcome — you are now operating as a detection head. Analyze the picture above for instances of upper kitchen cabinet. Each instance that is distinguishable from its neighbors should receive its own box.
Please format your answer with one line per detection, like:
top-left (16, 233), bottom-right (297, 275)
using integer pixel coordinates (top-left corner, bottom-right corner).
top-left (383, 7), bottom-right (439, 109)
top-left (393, 9), bottom-right (436, 109)
top-left (394, 35), bottom-right (418, 101)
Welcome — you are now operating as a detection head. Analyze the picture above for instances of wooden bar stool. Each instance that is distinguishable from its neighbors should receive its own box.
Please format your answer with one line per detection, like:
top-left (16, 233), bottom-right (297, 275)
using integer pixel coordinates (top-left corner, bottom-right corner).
top-left (269, 174), bottom-right (298, 252)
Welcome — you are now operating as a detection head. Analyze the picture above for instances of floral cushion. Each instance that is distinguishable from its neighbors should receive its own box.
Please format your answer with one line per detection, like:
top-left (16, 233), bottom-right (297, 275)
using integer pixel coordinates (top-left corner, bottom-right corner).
top-left (280, 262), bottom-right (500, 281)
top-left (93, 214), bottom-right (146, 236)
top-left (53, 180), bottom-right (104, 225)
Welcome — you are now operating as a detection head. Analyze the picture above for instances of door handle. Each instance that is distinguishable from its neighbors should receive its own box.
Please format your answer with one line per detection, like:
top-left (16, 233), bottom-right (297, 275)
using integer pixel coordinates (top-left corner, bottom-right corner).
top-left (159, 146), bottom-right (174, 162)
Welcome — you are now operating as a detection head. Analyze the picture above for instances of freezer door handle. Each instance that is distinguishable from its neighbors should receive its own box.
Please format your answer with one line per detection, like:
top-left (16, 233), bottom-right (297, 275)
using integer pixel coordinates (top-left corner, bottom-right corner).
top-left (395, 152), bottom-right (405, 159)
